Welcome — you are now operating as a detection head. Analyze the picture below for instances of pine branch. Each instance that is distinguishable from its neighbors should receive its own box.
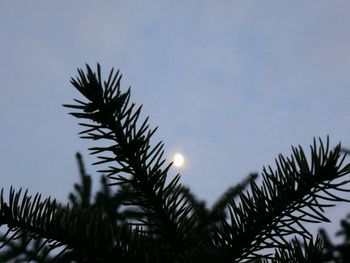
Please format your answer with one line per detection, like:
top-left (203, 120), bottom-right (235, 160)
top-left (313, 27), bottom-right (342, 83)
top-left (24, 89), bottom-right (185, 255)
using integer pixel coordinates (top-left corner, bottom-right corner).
top-left (211, 138), bottom-right (350, 261)
top-left (318, 228), bottom-right (340, 262)
top-left (0, 187), bottom-right (153, 262)
top-left (3, 63), bottom-right (350, 262)
top-left (320, 218), bottom-right (350, 262)
top-left (259, 236), bottom-right (325, 263)
top-left (69, 152), bottom-right (92, 209)
top-left (0, 231), bottom-right (54, 262)
top-left (69, 152), bottom-right (144, 224)
top-left (64, 64), bottom-right (203, 258)
top-left (210, 173), bottom-right (258, 222)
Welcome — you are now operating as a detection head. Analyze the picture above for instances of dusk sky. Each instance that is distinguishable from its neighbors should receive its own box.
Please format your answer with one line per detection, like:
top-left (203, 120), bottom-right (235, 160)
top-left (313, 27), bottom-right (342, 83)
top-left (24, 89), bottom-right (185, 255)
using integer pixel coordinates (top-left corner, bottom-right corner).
top-left (1, 2), bottom-right (350, 236)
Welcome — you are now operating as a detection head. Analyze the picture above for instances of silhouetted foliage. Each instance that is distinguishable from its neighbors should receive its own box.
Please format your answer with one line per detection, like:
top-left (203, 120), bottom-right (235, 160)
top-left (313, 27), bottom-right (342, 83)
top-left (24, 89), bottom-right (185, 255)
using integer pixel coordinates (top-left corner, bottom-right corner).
top-left (317, 148), bottom-right (350, 263)
top-left (1, 64), bottom-right (350, 262)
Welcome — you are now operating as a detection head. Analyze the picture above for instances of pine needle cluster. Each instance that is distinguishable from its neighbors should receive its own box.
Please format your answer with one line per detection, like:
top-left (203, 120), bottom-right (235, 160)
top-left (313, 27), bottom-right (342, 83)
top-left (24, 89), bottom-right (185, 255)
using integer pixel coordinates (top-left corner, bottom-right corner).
top-left (1, 64), bottom-right (350, 262)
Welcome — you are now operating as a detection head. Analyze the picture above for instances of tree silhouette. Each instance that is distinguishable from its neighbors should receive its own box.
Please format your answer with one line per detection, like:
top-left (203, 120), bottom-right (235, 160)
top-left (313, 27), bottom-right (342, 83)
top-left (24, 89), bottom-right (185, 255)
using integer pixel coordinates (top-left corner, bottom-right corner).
top-left (317, 148), bottom-right (350, 263)
top-left (1, 64), bottom-right (350, 262)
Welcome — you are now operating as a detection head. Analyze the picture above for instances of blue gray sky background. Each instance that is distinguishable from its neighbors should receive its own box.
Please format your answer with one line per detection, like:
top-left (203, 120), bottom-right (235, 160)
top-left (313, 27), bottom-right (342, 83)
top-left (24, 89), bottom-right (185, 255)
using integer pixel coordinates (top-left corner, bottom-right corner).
top-left (1, 1), bottom-right (350, 236)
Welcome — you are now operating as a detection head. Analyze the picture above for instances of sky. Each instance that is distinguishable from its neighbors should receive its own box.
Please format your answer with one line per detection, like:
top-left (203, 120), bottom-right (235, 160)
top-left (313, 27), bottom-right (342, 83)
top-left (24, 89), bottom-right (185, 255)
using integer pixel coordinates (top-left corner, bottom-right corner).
top-left (1, 1), bottom-right (350, 237)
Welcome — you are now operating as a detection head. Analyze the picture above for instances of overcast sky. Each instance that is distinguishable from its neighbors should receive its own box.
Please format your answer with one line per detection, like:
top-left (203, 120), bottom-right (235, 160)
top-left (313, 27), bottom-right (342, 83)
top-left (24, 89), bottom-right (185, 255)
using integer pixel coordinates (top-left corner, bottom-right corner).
top-left (1, 1), bottom-right (350, 236)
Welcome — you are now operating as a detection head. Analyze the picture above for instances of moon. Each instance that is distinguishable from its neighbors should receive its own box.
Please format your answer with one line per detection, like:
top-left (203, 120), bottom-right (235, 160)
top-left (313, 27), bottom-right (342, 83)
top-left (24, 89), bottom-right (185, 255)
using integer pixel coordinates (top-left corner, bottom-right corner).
top-left (173, 153), bottom-right (185, 168)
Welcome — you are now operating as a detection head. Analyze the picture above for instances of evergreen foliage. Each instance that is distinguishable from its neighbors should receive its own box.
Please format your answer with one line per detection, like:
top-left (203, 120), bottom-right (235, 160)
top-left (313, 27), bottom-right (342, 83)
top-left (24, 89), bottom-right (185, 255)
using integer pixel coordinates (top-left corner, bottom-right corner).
top-left (317, 148), bottom-right (350, 263)
top-left (1, 64), bottom-right (350, 262)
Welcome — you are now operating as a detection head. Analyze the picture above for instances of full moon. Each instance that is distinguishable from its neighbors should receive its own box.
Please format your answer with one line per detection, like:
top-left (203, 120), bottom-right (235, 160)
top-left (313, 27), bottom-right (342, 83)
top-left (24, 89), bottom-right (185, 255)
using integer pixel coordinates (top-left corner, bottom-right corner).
top-left (173, 153), bottom-right (185, 168)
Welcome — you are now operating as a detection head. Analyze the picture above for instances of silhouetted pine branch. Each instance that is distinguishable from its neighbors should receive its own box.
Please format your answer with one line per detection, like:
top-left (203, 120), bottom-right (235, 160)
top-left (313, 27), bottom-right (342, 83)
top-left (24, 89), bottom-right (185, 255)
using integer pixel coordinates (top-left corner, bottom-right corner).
top-left (1, 64), bottom-right (350, 262)
top-left (319, 216), bottom-right (350, 262)
top-left (209, 173), bottom-right (258, 223)
top-left (211, 138), bottom-right (350, 261)
top-left (260, 236), bottom-right (325, 262)
top-left (64, 64), bottom-right (205, 259)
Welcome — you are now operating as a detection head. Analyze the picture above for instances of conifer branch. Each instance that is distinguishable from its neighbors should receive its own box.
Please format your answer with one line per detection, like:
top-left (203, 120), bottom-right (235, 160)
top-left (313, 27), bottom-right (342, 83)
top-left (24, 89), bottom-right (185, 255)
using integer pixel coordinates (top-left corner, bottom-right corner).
top-left (0, 188), bottom-right (150, 262)
top-left (64, 64), bottom-right (203, 258)
top-left (212, 138), bottom-right (350, 261)
top-left (258, 236), bottom-right (325, 262)
top-left (210, 173), bottom-right (258, 222)
top-left (2, 64), bottom-right (350, 262)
